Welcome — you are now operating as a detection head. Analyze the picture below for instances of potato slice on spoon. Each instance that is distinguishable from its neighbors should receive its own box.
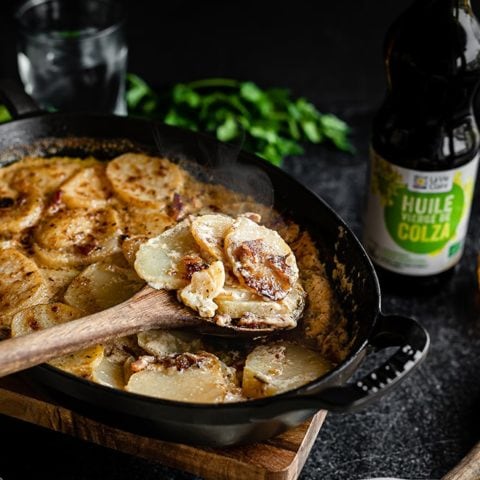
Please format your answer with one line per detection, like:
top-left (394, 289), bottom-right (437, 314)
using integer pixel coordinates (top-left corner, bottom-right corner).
top-left (135, 213), bottom-right (303, 331)
top-left (224, 216), bottom-right (299, 301)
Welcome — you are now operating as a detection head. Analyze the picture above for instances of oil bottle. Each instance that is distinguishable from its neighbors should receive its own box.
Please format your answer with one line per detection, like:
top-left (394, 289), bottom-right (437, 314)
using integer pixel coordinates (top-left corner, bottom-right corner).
top-left (363, 0), bottom-right (480, 292)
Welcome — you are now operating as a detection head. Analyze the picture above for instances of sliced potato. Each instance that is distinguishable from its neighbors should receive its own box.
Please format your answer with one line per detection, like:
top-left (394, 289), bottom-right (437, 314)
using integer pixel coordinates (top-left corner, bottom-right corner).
top-left (215, 286), bottom-right (285, 318)
top-left (0, 248), bottom-right (50, 326)
top-left (60, 165), bottom-right (111, 209)
top-left (106, 153), bottom-right (185, 208)
top-left (33, 207), bottom-right (122, 268)
top-left (279, 281), bottom-right (306, 321)
top-left (179, 261), bottom-right (225, 318)
top-left (121, 235), bottom-right (147, 265)
top-left (104, 251), bottom-right (131, 269)
top-left (214, 281), bottom-right (305, 329)
top-left (191, 214), bottom-right (234, 260)
top-left (49, 344), bottom-right (104, 378)
top-left (121, 207), bottom-right (174, 237)
top-left (242, 342), bottom-right (331, 398)
top-left (10, 302), bottom-right (83, 336)
top-left (0, 163), bottom-right (20, 190)
top-left (0, 187), bottom-right (43, 235)
top-left (92, 356), bottom-right (125, 388)
top-left (134, 219), bottom-right (204, 290)
top-left (137, 329), bottom-right (204, 357)
top-left (40, 268), bottom-right (79, 300)
top-left (10, 302), bottom-right (104, 379)
top-left (64, 262), bottom-right (144, 314)
top-left (126, 352), bottom-right (240, 403)
top-left (11, 157), bottom-right (98, 196)
top-left (224, 216), bottom-right (299, 301)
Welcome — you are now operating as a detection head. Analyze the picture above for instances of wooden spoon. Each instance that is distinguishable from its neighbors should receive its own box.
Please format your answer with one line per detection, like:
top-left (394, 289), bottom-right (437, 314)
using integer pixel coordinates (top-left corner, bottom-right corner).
top-left (0, 285), bottom-right (275, 378)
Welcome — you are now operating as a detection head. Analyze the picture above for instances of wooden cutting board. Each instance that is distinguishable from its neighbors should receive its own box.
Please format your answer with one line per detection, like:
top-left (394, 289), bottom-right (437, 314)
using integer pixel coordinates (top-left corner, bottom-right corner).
top-left (0, 375), bottom-right (326, 480)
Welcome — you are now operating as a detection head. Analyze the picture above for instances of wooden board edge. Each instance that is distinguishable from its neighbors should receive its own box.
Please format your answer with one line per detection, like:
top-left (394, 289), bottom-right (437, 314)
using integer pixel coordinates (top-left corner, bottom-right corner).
top-left (0, 382), bottom-right (326, 480)
top-left (265, 411), bottom-right (327, 480)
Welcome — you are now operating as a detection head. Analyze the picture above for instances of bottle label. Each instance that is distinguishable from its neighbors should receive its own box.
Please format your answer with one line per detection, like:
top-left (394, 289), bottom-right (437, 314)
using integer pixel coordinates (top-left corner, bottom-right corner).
top-left (363, 149), bottom-right (479, 276)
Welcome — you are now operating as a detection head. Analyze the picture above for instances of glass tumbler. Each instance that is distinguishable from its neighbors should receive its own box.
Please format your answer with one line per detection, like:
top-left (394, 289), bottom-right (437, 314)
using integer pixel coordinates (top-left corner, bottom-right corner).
top-left (15, 0), bottom-right (127, 115)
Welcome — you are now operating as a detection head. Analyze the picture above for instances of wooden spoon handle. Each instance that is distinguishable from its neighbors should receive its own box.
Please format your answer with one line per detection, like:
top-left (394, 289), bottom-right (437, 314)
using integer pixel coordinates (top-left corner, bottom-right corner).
top-left (0, 287), bottom-right (200, 378)
top-left (443, 442), bottom-right (480, 480)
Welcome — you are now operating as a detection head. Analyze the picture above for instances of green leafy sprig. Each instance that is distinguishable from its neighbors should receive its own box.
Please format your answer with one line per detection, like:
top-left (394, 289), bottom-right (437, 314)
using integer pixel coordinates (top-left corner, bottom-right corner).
top-left (126, 74), bottom-right (353, 166)
top-left (0, 105), bottom-right (11, 123)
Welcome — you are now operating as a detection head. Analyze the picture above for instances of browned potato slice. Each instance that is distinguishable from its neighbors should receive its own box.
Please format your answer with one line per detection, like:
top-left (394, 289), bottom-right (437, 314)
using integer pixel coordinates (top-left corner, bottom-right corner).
top-left (224, 217), bottom-right (299, 300)
top-left (10, 302), bottom-right (104, 379)
top-left (179, 261), bottom-right (225, 318)
top-left (10, 302), bottom-right (83, 336)
top-left (11, 157), bottom-right (98, 195)
top-left (0, 187), bottom-right (43, 235)
top-left (64, 262), bottom-right (144, 314)
top-left (242, 342), bottom-right (331, 398)
top-left (0, 248), bottom-right (50, 327)
top-left (33, 207), bottom-right (122, 268)
top-left (125, 352), bottom-right (241, 403)
top-left (121, 207), bottom-right (174, 237)
top-left (106, 153), bottom-right (184, 208)
top-left (0, 162), bottom-right (19, 187)
top-left (137, 330), bottom-right (204, 356)
top-left (61, 165), bottom-right (111, 209)
top-left (134, 219), bottom-right (204, 290)
top-left (190, 214), bottom-right (234, 260)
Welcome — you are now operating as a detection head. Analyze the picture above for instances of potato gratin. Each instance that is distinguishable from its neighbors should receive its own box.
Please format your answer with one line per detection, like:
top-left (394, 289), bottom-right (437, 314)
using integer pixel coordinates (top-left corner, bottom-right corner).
top-left (0, 153), bottom-right (353, 403)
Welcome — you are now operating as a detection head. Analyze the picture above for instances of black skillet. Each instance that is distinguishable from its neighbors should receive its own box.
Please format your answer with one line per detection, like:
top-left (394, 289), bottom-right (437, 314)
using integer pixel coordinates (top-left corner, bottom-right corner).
top-left (0, 79), bottom-right (429, 447)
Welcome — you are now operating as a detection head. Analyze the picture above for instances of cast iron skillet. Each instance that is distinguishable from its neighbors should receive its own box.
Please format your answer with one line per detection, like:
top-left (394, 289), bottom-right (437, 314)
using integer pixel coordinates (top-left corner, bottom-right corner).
top-left (0, 80), bottom-right (429, 447)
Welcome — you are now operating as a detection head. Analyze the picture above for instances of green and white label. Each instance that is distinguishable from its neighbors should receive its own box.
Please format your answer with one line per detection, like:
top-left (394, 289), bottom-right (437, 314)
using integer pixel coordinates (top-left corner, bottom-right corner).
top-left (363, 149), bottom-right (478, 275)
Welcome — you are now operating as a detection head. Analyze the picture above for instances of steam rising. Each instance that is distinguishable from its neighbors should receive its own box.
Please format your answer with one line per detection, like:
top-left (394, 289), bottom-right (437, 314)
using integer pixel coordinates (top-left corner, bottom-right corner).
top-left (152, 125), bottom-right (274, 208)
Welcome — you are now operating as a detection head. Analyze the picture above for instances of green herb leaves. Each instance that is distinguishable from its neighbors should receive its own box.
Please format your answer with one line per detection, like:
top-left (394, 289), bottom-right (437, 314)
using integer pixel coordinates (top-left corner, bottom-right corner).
top-left (126, 75), bottom-right (353, 166)
top-left (0, 105), bottom-right (11, 123)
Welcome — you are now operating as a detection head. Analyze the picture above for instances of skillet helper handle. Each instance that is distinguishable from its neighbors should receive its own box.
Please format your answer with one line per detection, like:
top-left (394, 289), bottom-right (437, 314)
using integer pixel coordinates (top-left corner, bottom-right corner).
top-left (442, 442), bottom-right (480, 480)
top-left (307, 314), bottom-right (430, 412)
top-left (0, 78), bottom-right (41, 118)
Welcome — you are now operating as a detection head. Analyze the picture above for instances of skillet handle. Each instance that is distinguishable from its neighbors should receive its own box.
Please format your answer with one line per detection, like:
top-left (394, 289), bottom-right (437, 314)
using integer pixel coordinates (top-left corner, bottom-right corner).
top-left (301, 314), bottom-right (430, 412)
top-left (0, 78), bottom-right (41, 119)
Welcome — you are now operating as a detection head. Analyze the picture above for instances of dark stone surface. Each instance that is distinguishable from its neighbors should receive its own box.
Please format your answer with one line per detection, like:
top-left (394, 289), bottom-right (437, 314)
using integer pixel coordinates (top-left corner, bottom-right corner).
top-left (0, 1), bottom-right (480, 479)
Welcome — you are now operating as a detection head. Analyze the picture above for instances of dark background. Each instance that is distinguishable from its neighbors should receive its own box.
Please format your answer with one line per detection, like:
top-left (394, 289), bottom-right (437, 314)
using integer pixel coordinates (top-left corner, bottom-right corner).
top-left (1, 1), bottom-right (480, 479)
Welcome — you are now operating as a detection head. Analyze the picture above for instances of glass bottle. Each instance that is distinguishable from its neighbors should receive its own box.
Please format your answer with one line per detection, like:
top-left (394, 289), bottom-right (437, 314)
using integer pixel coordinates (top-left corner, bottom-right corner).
top-left (363, 0), bottom-right (480, 293)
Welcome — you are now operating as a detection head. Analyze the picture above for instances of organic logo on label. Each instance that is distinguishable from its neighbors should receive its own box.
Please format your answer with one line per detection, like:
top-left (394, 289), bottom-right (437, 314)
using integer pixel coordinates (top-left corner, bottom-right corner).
top-left (384, 185), bottom-right (464, 254)
top-left (413, 175), bottom-right (427, 190)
